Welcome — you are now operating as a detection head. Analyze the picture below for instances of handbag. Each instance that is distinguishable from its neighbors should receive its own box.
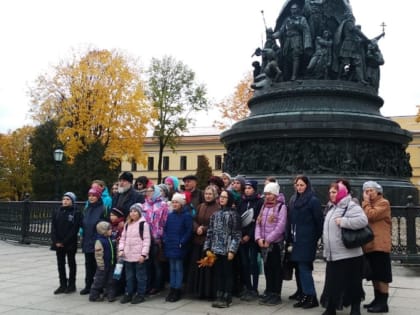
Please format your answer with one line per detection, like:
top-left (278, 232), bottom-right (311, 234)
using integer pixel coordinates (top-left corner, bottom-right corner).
top-left (341, 206), bottom-right (374, 249)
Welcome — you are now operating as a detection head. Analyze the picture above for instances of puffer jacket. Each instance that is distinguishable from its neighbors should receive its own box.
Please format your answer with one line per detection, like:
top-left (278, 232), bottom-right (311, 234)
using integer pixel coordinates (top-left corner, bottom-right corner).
top-left (323, 195), bottom-right (368, 261)
top-left (118, 217), bottom-right (151, 262)
top-left (203, 207), bottom-right (242, 255)
top-left (362, 194), bottom-right (392, 253)
top-left (255, 200), bottom-right (287, 244)
top-left (163, 207), bottom-right (193, 259)
top-left (81, 200), bottom-right (107, 253)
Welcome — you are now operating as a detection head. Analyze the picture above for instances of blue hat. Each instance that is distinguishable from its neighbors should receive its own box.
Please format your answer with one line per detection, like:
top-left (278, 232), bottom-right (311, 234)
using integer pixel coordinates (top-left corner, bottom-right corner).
top-left (245, 180), bottom-right (258, 191)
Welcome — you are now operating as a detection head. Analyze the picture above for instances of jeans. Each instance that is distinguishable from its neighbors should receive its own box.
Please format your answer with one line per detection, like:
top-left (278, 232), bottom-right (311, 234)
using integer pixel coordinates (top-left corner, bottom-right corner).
top-left (297, 261), bottom-right (316, 296)
top-left (169, 258), bottom-right (183, 289)
top-left (125, 261), bottom-right (147, 295)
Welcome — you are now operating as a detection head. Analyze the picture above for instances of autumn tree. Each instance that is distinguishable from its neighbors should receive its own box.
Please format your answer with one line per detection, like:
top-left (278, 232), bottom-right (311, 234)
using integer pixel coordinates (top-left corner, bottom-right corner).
top-left (0, 126), bottom-right (34, 200)
top-left (213, 72), bottom-right (253, 130)
top-left (29, 49), bottom-right (153, 168)
top-left (147, 56), bottom-right (208, 183)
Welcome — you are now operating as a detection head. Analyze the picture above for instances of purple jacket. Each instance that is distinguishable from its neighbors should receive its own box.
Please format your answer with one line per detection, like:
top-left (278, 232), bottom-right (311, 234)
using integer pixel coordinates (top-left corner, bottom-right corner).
top-left (255, 200), bottom-right (287, 244)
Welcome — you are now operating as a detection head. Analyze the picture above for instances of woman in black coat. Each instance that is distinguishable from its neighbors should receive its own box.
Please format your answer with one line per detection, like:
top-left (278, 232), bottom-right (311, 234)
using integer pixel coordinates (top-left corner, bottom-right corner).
top-left (288, 175), bottom-right (323, 309)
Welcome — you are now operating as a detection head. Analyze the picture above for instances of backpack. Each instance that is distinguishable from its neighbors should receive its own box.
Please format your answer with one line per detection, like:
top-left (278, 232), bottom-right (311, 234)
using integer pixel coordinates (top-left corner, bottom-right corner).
top-left (125, 221), bottom-right (146, 240)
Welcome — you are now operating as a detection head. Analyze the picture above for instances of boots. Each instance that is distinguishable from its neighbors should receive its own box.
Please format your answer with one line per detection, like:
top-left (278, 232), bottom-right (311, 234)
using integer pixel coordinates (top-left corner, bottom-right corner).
top-left (293, 295), bottom-right (308, 308)
top-left (212, 291), bottom-right (224, 308)
top-left (169, 289), bottom-right (181, 302)
top-left (65, 280), bottom-right (76, 293)
top-left (364, 289), bottom-right (379, 308)
top-left (367, 292), bottom-right (389, 313)
top-left (350, 302), bottom-right (361, 315)
top-left (54, 278), bottom-right (67, 294)
top-left (289, 290), bottom-right (303, 301)
top-left (165, 288), bottom-right (175, 302)
top-left (301, 295), bottom-right (319, 309)
top-left (212, 291), bottom-right (230, 308)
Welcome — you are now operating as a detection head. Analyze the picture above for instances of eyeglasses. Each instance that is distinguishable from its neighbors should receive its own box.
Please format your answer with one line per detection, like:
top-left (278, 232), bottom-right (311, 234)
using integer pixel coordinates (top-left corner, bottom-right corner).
top-left (219, 195), bottom-right (228, 199)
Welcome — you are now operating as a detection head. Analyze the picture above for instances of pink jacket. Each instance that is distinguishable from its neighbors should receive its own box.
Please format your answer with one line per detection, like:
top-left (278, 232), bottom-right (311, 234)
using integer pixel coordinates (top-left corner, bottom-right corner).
top-left (118, 218), bottom-right (151, 262)
top-left (255, 201), bottom-right (287, 244)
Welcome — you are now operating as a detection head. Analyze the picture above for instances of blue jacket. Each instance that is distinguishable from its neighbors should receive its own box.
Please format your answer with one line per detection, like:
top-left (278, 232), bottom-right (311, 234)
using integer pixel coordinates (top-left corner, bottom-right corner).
top-left (288, 191), bottom-right (323, 262)
top-left (81, 200), bottom-right (108, 253)
top-left (163, 207), bottom-right (192, 259)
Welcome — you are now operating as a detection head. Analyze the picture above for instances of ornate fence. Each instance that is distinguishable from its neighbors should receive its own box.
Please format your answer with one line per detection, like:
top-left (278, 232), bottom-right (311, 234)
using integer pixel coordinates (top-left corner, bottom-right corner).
top-left (1, 200), bottom-right (420, 264)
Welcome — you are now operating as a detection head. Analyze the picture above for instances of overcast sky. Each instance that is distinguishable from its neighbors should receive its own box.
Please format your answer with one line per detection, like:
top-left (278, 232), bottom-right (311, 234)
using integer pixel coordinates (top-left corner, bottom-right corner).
top-left (0, 0), bottom-right (419, 133)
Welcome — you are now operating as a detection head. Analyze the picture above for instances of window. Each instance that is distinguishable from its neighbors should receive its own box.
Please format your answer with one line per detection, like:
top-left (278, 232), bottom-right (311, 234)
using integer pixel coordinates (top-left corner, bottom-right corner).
top-left (163, 156), bottom-right (169, 171)
top-left (180, 156), bottom-right (187, 170)
top-left (147, 157), bottom-right (154, 171)
top-left (215, 155), bottom-right (222, 170)
top-left (131, 159), bottom-right (137, 171)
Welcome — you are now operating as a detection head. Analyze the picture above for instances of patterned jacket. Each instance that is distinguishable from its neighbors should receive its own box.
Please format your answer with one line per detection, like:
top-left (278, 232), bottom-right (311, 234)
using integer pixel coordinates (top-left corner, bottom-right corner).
top-left (203, 207), bottom-right (242, 255)
top-left (142, 196), bottom-right (169, 241)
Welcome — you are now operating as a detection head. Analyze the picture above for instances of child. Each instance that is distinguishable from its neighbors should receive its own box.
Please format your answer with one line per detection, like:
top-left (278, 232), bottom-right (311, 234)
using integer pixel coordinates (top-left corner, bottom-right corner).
top-left (204, 190), bottom-right (242, 308)
top-left (163, 193), bottom-right (192, 302)
top-left (51, 192), bottom-right (82, 294)
top-left (118, 203), bottom-right (151, 304)
top-left (109, 208), bottom-right (126, 296)
top-left (255, 182), bottom-right (287, 306)
top-left (89, 221), bottom-right (116, 302)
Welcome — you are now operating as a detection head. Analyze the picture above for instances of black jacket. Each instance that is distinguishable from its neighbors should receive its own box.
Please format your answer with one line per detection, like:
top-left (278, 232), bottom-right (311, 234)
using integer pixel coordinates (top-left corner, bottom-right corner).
top-left (51, 205), bottom-right (83, 251)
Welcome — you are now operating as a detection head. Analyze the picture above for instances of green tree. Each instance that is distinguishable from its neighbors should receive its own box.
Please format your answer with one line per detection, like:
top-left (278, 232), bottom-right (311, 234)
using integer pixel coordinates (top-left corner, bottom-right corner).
top-left (147, 56), bottom-right (208, 183)
top-left (29, 48), bottom-right (153, 168)
top-left (196, 155), bottom-right (213, 190)
top-left (0, 126), bottom-right (34, 200)
top-left (29, 120), bottom-right (60, 200)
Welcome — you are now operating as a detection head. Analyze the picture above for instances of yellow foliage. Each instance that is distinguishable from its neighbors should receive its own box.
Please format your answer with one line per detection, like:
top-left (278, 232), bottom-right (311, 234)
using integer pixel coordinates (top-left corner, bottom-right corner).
top-left (29, 49), bottom-right (153, 165)
top-left (213, 72), bottom-right (253, 130)
top-left (0, 126), bottom-right (34, 200)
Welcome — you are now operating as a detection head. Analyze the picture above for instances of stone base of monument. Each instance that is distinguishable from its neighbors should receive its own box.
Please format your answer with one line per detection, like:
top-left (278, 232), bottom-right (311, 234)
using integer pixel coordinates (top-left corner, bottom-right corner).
top-left (221, 80), bottom-right (417, 206)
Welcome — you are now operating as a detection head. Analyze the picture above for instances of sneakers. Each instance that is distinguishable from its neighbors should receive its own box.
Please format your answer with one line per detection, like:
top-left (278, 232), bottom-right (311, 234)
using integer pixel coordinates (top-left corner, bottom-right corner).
top-left (79, 287), bottom-right (90, 295)
top-left (54, 286), bottom-right (67, 295)
top-left (131, 294), bottom-right (145, 304)
top-left (120, 294), bottom-right (132, 304)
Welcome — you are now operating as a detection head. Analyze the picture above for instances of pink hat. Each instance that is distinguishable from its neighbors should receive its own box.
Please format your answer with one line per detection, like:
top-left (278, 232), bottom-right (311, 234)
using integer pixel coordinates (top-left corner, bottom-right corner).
top-left (88, 187), bottom-right (102, 199)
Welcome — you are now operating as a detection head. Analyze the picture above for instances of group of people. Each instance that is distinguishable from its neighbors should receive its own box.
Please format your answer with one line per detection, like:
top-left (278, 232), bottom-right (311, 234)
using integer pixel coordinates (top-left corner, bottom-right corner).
top-left (50, 171), bottom-right (392, 314)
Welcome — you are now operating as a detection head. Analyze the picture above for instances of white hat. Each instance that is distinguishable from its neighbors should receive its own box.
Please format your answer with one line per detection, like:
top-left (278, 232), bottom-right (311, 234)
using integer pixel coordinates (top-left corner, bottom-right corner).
top-left (172, 193), bottom-right (186, 206)
top-left (363, 181), bottom-right (383, 194)
top-left (264, 182), bottom-right (280, 196)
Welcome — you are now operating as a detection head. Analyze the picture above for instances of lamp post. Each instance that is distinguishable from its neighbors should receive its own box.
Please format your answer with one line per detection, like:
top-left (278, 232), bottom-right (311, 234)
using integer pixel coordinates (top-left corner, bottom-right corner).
top-left (53, 148), bottom-right (64, 200)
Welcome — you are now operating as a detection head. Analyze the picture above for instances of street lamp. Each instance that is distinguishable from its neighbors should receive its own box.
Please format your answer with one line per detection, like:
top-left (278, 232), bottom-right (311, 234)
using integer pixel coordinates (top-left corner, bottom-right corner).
top-left (53, 148), bottom-right (64, 200)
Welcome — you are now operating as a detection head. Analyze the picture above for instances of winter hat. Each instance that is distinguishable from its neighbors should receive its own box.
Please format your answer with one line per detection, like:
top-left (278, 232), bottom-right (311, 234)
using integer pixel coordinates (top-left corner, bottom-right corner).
top-left (264, 182), bottom-right (280, 196)
top-left (335, 183), bottom-right (348, 204)
top-left (233, 175), bottom-right (246, 188)
top-left (129, 203), bottom-right (143, 215)
top-left (165, 176), bottom-right (179, 192)
top-left (119, 171), bottom-right (133, 183)
top-left (183, 174), bottom-right (198, 182)
top-left (63, 192), bottom-right (76, 204)
top-left (96, 221), bottom-right (111, 235)
top-left (88, 187), bottom-right (102, 199)
top-left (110, 208), bottom-right (124, 218)
top-left (221, 172), bottom-right (232, 182)
top-left (172, 192), bottom-right (186, 206)
top-left (362, 181), bottom-right (383, 194)
top-left (245, 180), bottom-right (258, 192)
top-left (158, 184), bottom-right (169, 197)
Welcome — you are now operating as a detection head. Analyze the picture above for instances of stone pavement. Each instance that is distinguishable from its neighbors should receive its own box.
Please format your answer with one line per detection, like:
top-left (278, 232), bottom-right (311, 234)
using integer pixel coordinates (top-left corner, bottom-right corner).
top-left (0, 240), bottom-right (418, 315)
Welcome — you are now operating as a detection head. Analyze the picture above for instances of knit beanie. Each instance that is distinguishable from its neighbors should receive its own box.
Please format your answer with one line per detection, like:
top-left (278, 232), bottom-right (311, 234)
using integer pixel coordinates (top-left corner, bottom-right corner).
top-left (130, 203), bottom-right (143, 215)
top-left (264, 182), bottom-right (280, 196)
top-left (158, 184), bottom-right (169, 197)
top-left (335, 183), bottom-right (348, 204)
top-left (63, 192), bottom-right (76, 204)
top-left (172, 192), bottom-right (186, 206)
top-left (362, 181), bottom-right (383, 194)
top-left (96, 221), bottom-right (111, 235)
top-left (88, 187), bottom-right (102, 199)
top-left (110, 208), bottom-right (124, 218)
top-left (233, 175), bottom-right (246, 188)
top-left (245, 180), bottom-right (258, 192)
top-left (221, 172), bottom-right (232, 182)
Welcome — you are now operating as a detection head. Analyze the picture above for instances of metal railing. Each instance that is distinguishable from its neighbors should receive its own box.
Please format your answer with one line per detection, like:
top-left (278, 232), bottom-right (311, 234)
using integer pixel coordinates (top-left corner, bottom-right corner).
top-left (1, 200), bottom-right (420, 264)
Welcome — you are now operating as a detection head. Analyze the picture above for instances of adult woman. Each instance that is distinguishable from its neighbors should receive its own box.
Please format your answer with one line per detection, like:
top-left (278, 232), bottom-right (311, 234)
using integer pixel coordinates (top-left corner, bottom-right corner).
top-left (186, 185), bottom-right (220, 299)
top-left (321, 182), bottom-right (368, 315)
top-left (288, 175), bottom-right (323, 309)
top-left (204, 190), bottom-right (241, 308)
top-left (362, 181), bottom-right (392, 313)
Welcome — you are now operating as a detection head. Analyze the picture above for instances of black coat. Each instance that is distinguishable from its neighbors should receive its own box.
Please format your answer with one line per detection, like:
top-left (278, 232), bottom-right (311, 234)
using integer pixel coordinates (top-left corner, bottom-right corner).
top-left (51, 205), bottom-right (82, 251)
top-left (112, 187), bottom-right (145, 217)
